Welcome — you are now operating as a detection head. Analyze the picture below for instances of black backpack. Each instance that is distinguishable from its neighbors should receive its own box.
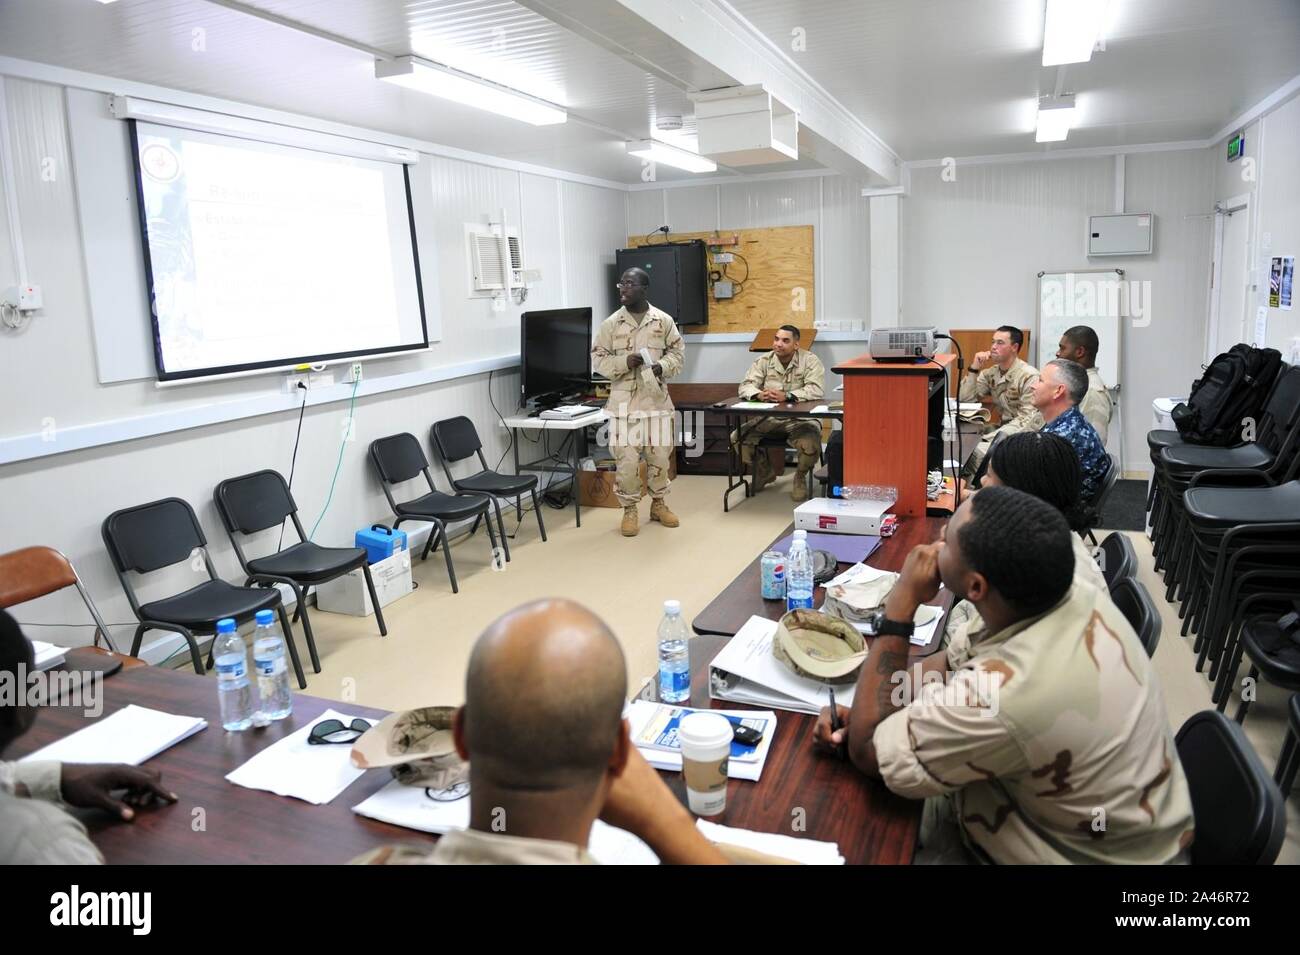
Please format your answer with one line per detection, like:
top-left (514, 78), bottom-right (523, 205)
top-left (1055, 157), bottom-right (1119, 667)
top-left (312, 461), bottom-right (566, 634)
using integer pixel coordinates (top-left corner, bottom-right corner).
top-left (1171, 344), bottom-right (1283, 445)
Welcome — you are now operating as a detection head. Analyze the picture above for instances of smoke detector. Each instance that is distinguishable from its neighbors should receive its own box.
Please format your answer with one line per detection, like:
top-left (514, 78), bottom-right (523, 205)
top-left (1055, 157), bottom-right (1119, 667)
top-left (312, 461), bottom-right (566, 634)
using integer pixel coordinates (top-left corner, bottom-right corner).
top-left (655, 114), bottom-right (684, 132)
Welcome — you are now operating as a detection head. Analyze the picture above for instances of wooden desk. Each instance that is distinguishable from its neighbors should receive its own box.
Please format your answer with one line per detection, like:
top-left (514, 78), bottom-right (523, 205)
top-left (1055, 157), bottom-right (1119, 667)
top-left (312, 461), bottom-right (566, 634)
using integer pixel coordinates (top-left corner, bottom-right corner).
top-left (9, 666), bottom-right (431, 864)
top-left (692, 515), bottom-right (950, 647)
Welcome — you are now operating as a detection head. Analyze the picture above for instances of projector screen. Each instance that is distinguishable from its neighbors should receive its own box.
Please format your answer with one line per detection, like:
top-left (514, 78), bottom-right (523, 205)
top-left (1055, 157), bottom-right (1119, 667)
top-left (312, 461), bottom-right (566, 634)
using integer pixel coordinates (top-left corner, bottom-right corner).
top-left (130, 121), bottom-right (428, 381)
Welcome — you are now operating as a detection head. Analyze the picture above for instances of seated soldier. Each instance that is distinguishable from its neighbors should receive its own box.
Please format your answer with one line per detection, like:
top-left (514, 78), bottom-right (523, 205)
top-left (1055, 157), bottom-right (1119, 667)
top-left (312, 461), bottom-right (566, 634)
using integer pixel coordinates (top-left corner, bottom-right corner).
top-left (1056, 324), bottom-right (1114, 444)
top-left (943, 431), bottom-right (1108, 660)
top-left (357, 598), bottom-right (726, 865)
top-left (1030, 358), bottom-right (1109, 503)
top-left (958, 325), bottom-right (1041, 479)
top-left (813, 487), bottom-right (1194, 864)
top-left (0, 609), bottom-right (177, 864)
top-left (732, 325), bottom-right (825, 502)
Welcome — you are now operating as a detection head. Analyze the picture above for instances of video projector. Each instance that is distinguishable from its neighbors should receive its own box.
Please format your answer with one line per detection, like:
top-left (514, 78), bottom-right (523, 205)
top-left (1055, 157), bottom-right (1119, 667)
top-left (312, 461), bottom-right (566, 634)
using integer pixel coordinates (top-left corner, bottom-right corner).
top-left (868, 326), bottom-right (938, 361)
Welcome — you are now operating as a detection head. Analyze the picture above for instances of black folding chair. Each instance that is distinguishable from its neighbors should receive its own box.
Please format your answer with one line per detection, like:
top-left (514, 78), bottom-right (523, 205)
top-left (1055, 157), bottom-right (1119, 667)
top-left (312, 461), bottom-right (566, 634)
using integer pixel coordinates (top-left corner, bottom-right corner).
top-left (214, 469), bottom-right (388, 672)
top-left (1109, 577), bottom-right (1162, 657)
top-left (102, 497), bottom-right (307, 688)
top-left (430, 416), bottom-right (546, 563)
top-left (1175, 710), bottom-right (1286, 865)
top-left (1081, 452), bottom-right (1120, 545)
top-left (1095, 531), bottom-right (1137, 591)
top-left (369, 433), bottom-right (498, 594)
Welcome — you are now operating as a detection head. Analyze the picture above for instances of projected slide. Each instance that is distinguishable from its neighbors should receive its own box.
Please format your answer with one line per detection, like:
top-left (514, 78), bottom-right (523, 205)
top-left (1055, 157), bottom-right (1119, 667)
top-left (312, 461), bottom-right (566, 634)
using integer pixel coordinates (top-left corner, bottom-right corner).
top-left (132, 122), bottom-right (426, 380)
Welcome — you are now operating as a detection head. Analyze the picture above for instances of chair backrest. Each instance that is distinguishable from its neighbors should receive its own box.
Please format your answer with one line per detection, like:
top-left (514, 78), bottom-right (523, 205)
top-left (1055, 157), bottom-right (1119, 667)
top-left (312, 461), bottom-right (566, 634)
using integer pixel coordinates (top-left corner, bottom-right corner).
top-left (215, 470), bottom-right (297, 535)
top-left (1109, 577), bottom-right (1161, 656)
top-left (1097, 531), bottom-right (1137, 590)
top-left (1088, 452), bottom-right (1120, 516)
top-left (0, 546), bottom-right (78, 608)
top-left (369, 433), bottom-right (429, 485)
top-left (1259, 364), bottom-right (1300, 451)
top-left (1175, 710), bottom-right (1286, 864)
top-left (102, 498), bottom-right (207, 574)
top-left (430, 416), bottom-right (483, 466)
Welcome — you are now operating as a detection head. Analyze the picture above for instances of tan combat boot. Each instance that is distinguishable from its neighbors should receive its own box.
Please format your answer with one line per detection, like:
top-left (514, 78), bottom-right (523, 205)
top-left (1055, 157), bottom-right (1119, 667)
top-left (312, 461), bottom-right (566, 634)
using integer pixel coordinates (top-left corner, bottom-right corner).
top-left (753, 451), bottom-right (776, 493)
top-left (649, 498), bottom-right (680, 528)
top-left (791, 471), bottom-right (811, 502)
top-left (621, 505), bottom-right (640, 537)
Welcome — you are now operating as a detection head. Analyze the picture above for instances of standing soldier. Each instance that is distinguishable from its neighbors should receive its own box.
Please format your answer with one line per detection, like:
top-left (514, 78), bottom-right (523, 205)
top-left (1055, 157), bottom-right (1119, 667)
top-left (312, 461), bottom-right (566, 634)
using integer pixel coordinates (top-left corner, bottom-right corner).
top-left (733, 325), bottom-right (825, 501)
top-left (592, 268), bottom-right (686, 537)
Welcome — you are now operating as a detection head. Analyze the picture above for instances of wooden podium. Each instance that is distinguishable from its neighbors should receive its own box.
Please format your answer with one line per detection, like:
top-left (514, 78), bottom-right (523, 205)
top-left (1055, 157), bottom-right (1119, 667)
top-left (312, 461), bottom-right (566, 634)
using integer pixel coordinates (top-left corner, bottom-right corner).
top-left (833, 352), bottom-right (955, 517)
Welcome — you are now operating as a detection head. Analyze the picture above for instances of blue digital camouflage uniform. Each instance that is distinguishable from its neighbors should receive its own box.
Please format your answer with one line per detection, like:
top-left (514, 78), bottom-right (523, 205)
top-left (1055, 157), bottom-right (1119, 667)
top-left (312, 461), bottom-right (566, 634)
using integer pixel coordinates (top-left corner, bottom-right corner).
top-left (1043, 406), bottom-right (1108, 502)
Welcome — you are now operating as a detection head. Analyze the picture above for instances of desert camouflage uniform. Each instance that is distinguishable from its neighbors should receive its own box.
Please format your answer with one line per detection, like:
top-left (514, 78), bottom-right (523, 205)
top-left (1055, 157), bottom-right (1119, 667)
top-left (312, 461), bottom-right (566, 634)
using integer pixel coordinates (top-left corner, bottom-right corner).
top-left (1081, 367), bottom-right (1114, 445)
top-left (732, 349), bottom-right (826, 485)
top-left (591, 304), bottom-right (685, 507)
top-left (959, 357), bottom-right (1041, 475)
top-left (875, 581), bottom-right (1195, 864)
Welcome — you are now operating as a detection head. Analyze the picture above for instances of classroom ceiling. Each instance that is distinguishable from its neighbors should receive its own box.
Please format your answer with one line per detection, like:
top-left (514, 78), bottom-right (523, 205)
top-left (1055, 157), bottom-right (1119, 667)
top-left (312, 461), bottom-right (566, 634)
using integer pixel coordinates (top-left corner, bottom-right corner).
top-left (729, 0), bottom-right (1300, 159)
top-left (0, 0), bottom-right (1296, 183)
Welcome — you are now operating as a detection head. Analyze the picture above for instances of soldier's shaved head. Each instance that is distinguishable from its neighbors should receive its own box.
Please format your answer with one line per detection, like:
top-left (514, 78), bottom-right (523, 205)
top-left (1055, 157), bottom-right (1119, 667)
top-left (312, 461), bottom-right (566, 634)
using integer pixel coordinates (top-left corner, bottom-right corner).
top-left (462, 599), bottom-right (628, 792)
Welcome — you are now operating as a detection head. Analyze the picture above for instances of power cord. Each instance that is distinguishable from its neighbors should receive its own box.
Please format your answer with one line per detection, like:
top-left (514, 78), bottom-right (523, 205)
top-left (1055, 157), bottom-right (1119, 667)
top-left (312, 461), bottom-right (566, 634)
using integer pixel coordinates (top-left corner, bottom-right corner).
top-left (280, 382), bottom-right (308, 551)
top-left (309, 376), bottom-right (360, 541)
top-left (931, 333), bottom-right (966, 508)
top-left (488, 369), bottom-right (514, 472)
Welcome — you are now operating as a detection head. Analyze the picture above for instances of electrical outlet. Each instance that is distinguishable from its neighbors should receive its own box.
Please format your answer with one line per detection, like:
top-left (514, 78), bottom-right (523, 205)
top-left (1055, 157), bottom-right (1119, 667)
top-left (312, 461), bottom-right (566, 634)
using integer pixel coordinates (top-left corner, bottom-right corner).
top-left (285, 374), bottom-right (309, 395)
top-left (348, 362), bottom-right (363, 384)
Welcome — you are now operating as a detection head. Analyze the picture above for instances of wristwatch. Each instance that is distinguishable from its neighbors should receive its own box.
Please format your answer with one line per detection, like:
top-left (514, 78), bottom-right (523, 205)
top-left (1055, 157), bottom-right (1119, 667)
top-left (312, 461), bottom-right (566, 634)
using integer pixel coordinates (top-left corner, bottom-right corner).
top-left (865, 610), bottom-right (915, 638)
top-left (785, 391), bottom-right (796, 403)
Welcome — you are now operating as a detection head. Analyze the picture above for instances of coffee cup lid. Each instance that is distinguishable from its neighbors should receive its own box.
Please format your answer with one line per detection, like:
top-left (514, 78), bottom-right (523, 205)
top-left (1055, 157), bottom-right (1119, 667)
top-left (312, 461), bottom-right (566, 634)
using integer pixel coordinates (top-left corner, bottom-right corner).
top-left (678, 711), bottom-right (733, 749)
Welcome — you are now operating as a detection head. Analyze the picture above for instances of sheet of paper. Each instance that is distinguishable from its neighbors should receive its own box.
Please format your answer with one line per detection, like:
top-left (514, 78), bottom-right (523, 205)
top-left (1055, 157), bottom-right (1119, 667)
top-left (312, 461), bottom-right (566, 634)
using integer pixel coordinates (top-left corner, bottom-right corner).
top-left (351, 780), bottom-right (658, 864)
top-left (808, 404), bottom-right (843, 415)
top-left (697, 819), bottom-right (845, 865)
top-left (20, 704), bottom-right (207, 766)
top-left (833, 603), bottom-right (944, 646)
top-left (732, 401), bottom-right (778, 410)
top-left (824, 561), bottom-right (894, 589)
top-left (225, 708), bottom-right (369, 805)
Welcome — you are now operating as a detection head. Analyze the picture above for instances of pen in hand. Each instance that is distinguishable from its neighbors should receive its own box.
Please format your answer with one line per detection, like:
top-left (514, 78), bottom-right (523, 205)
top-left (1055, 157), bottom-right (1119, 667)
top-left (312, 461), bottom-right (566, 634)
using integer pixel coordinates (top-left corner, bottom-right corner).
top-left (828, 686), bottom-right (846, 761)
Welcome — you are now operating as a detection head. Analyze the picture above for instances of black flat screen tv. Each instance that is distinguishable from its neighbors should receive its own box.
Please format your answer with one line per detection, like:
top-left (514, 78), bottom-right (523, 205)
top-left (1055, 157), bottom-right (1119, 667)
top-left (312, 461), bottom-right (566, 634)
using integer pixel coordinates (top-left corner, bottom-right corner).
top-left (520, 308), bottom-right (592, 405)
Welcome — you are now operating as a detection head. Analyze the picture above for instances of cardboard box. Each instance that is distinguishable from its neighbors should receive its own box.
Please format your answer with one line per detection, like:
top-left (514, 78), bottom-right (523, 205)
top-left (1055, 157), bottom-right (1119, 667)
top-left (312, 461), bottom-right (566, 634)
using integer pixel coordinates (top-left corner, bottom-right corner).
top-left (315, 549), bottom-right (413, 617)
top-left (578, 457), bottom-right (678, 508)
top-left (794, 497), bottom-right (893, 535)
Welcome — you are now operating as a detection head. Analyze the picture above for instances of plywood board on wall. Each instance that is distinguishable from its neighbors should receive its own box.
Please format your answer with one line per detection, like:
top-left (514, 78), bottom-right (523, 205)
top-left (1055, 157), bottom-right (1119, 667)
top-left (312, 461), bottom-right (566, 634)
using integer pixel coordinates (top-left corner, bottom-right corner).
top-left (627, 225), bottom-right (814, 333)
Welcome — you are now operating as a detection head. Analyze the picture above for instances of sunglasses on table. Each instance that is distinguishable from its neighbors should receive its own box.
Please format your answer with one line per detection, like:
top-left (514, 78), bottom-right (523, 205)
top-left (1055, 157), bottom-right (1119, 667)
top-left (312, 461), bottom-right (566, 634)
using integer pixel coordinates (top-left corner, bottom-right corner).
top-left (307, 718), bottom-right (373, 745)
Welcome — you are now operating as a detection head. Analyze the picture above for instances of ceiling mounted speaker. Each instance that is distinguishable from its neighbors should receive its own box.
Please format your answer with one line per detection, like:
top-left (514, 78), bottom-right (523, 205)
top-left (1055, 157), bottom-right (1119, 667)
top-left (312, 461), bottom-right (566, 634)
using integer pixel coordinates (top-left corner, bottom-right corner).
top-left (691, 85), bottom-right (798, 165)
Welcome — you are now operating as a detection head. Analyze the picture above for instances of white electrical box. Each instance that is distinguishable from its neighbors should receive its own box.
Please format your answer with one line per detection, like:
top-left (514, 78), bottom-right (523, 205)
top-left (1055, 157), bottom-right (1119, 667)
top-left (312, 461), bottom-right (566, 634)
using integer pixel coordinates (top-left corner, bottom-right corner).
top-left (691, 85), bottom-right (798, 166)
top-left (1087, 214), bottom-right (1154, 256)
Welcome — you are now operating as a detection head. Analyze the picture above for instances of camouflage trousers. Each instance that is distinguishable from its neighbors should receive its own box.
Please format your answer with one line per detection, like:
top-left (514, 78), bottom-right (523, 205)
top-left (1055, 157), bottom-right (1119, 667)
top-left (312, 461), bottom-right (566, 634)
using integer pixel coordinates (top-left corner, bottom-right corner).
top-left (612, 441), bottom-right (674, 507)
top-left (731, 417), bottom-right (822, 466)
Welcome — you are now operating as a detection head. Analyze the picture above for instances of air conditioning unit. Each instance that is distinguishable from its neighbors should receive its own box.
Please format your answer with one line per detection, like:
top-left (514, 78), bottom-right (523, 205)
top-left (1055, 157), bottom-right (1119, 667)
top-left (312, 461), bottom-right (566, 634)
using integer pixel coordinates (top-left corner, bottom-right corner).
top-left (467, 228), bottom-right (523, 293)
top-left (691, 84), bottom-right (798, 166)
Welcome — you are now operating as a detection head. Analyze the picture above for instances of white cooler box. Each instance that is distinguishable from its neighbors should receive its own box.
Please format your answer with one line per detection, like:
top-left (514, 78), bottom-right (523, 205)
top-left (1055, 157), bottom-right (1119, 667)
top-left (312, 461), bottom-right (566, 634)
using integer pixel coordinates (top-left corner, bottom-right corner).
top-left (315, 550), bottom-right (413, 617)
top-left (794, 497), bottom-right (893, 535)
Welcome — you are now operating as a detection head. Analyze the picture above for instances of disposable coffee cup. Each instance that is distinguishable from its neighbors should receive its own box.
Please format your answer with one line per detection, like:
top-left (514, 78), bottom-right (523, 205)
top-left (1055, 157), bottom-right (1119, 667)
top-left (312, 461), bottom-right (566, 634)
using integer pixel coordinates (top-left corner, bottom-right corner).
top-left (678, 712), bottom-right (733, 817)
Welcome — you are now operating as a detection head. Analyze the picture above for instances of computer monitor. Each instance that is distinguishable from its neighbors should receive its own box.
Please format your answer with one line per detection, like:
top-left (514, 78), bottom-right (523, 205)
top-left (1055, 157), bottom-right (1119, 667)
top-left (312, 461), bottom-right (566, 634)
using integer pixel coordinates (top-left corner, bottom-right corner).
top-left (520, 308), bottom-right (593, 406)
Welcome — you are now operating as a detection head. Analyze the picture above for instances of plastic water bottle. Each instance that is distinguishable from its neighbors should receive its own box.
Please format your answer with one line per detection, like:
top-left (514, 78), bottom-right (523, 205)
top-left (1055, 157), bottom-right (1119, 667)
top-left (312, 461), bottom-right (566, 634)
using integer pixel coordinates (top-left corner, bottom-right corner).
top-left (833, 484), bottom-right (898, 503)
top-left (658, 600), bottom-right (691, 704)
top-left (786, 530), bottom-right (815, 611)
top-left (252, 609), bottom-right (293, 721)
top-left (213, 617), bottom-right (256, 731)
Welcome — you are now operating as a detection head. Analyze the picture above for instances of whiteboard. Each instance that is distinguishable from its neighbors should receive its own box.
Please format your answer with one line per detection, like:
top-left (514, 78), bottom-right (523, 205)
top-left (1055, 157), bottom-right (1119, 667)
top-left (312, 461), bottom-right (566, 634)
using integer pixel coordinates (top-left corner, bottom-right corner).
top-left (1036, 270), bottom-right (1122, 388)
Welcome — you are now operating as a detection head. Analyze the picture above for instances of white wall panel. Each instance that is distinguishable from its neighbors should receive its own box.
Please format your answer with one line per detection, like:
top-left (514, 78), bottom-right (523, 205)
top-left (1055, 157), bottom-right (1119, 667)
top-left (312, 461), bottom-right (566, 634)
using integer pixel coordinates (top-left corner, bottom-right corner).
top-left (665, 184), bottom-right (720, 234)
top-left (626, 188), bottom-right (665, 236)
top-left (560, 179), bottom-right (625, 321)
top-left (718, 176), bottom-right (821, 230)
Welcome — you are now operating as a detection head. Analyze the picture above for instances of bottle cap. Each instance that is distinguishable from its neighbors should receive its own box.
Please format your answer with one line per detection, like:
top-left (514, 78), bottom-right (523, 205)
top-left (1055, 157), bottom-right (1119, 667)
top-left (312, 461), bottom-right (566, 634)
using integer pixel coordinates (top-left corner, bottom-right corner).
top-left (664, 599), bottom-right (681, 615)
top-left (832, 486), bottom-right (841, 497)
top-left (216, 617), bottom-right (236, 634)
top-left (793, 529), bottom-right (807, 540)
top-left (255, 609), bottom-right (275, 626)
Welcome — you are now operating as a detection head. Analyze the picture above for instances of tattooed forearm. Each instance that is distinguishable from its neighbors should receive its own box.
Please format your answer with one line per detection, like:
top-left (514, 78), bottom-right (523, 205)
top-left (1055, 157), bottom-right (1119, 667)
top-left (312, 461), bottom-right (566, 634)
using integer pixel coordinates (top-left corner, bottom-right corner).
top-left (873, 643), bottom-right (910, 717)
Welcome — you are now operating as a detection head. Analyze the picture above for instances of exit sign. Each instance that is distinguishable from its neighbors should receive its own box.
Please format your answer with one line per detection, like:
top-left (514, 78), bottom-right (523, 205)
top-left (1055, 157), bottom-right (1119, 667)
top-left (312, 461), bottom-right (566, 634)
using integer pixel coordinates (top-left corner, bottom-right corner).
top-left (1227, 131), bottom-right (1245, 162)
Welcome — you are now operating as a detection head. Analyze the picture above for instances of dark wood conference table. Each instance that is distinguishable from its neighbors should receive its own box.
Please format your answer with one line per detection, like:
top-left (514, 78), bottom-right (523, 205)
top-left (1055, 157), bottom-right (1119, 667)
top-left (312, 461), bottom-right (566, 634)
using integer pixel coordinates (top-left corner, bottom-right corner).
top-left (12, 518), bottom-right (946, 865)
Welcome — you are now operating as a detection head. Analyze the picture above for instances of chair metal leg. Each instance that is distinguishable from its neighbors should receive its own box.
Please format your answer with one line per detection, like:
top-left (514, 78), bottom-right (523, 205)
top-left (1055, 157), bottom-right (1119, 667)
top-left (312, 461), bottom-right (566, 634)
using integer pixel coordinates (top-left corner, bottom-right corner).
top-left (275, 602), bottom-right (308, 689)
top-left (483, 506), bottom-right (501, 566)
top-left (1234, 666), bottom-right (1259, 725)
top-left (468, 514), bottom-right (483, 538)
top-left (294, 595), bottom-right (322, 674)
top-left (1277, 728), bottom-right (1299, 796)
top-left (531, 487), bottom-right (547, 542)
top-left (432, 519), bottom-right (458, 593)
top-left (421, 524), bottom-right (437, 561)
top-left (516, 495), bottom-right (523, 521)
top-left (362, 563), bottom-right (388, 637)
top-left (489, 497), bottom-right (511, 562)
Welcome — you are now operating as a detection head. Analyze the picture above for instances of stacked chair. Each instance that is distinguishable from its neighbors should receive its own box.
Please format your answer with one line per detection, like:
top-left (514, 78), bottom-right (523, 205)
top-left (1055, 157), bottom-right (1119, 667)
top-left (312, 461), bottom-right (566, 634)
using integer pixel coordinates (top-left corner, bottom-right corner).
top-left (1147, 359), bottom-right (1300, 797)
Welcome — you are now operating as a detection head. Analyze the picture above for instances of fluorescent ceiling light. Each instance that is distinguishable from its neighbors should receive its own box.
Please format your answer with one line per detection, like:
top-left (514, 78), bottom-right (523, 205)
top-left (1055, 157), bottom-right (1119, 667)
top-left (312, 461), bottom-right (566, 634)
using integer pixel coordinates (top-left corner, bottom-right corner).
top-left (375, 56), bottom-right (566, 126)
top-left (1042, 0), bottom-right (1108, 66)
top-left (626, 139), bottom-right (717, 173)
top-left (1036, 97), bottom-right (1077, 142)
